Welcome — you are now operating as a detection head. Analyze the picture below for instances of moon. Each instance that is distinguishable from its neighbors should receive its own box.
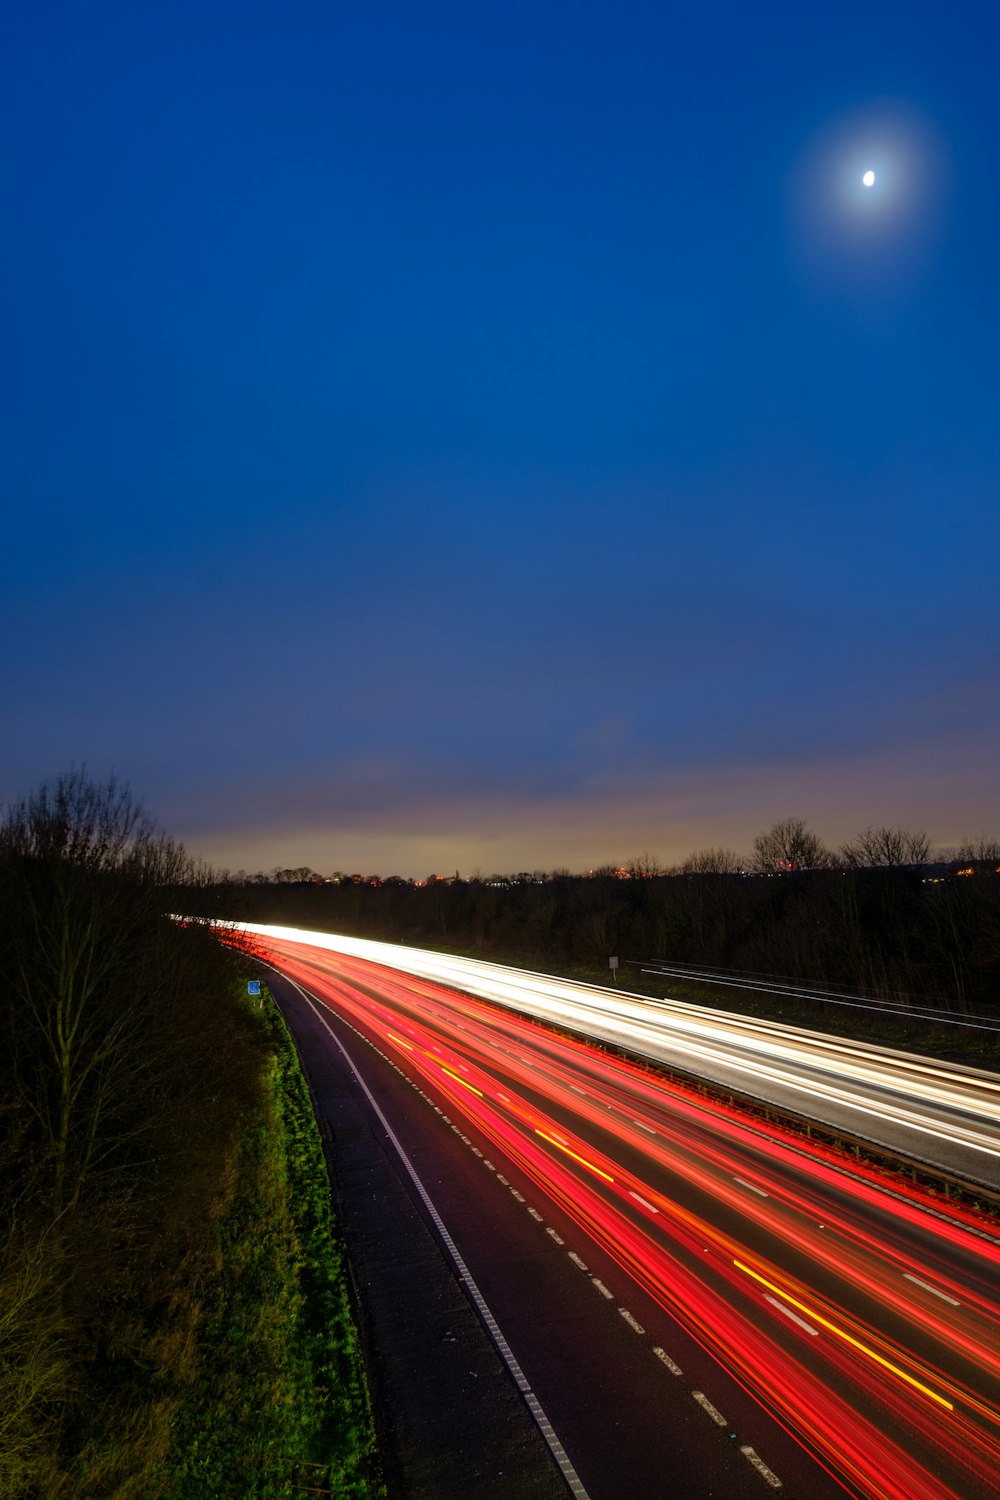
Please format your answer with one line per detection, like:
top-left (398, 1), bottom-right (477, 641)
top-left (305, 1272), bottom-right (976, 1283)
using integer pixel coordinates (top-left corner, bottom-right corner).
top-left (862, 169), bottom-right (875, 187)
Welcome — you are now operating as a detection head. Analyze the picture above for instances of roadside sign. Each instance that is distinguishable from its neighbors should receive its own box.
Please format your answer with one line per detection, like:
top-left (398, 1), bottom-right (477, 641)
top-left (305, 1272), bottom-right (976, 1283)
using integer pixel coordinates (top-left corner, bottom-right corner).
top-left (609, 957), bottom-right (619, 984)
top-left (247, 980), bottom-right (261, 995)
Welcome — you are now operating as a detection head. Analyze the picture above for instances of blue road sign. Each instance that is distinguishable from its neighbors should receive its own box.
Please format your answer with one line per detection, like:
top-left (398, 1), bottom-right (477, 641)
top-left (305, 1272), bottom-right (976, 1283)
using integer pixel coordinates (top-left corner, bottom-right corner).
top-left (247, 980), bottom-right (261, 995)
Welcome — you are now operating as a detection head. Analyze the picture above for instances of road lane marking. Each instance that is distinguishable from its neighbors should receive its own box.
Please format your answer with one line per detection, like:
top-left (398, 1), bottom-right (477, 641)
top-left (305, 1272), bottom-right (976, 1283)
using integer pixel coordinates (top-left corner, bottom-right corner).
top-left (733, 1176), bottom-right (769, 1198)
top-left (740, 1446), bottom-right (783, 1488)
top-left (546, 1228), bottom-right (565, 1245)
top-left (734, 1259), bottom-right (954, 1411)
top-left (903, 1273), bottom-right (961, 1306)
top-left (282, 975), bottom-right (595, 1500)
top-left (653, 1346), bottom-right (682, 1375)
top-left (629, 1190), bottom-right (659, 1214)
top-left (765, 1295), bottom-right (819, 1336)
top-left (619, 1308), bottom-right (645, 1333)
top-left (510, 1189), bottom-right (525, 1202)
top-left (592, 1279), bottom-right (614, 1299)
top-left (632, 1120), bottom-right (656, 1134)
top-left (568, 1252), bottom-right (589, 1271)
top-left (692, 1392), bottom-right (727, 1426)
top-left (527, 1207), bottom-right (543, 1221)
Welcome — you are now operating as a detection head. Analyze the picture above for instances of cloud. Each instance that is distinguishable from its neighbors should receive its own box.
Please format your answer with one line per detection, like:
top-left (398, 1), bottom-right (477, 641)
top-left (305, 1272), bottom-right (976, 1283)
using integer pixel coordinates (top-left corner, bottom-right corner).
top-left (185, 726), bottom-right (998, 877)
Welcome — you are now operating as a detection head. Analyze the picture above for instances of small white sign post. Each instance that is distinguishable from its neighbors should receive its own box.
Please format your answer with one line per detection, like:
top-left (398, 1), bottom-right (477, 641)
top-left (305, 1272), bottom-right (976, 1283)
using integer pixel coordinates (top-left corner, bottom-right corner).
top-left (609, 956), bottom-right (619, 984)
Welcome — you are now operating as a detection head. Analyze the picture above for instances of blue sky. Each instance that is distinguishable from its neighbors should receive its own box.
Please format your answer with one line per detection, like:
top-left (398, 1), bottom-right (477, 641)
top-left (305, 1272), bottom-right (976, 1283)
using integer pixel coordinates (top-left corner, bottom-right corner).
top-left (3, 1), bottom-right (998, 875)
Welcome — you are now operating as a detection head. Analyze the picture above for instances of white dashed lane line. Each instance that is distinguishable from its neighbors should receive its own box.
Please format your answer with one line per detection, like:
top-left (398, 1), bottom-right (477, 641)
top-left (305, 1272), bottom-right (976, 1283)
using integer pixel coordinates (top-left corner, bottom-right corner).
top-left (734, 1176), bottom-right (770, 1198)
top-left (903, 1273), bottom-right (961, 1306)
top-left (692, 1391), bottom-right (727, 1426)
top-left (741, 1446), bottom-right (783, 1488)
top-left (291, 978), bottom-right (789, 1498)
top-left (765, 1295), bottom-right (819, 1336)
top-left (653, 1346), bottom-right (682, 1375)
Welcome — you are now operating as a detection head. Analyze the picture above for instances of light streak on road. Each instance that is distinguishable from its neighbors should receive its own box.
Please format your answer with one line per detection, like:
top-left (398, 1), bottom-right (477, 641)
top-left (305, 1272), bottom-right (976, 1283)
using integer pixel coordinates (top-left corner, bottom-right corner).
top-left (232, 924), bottom-right (1000, 1499)
top-left (229, 922), bottom-right (1000, 1186)
top-left (732, 1260), bottom-right (954, 1411)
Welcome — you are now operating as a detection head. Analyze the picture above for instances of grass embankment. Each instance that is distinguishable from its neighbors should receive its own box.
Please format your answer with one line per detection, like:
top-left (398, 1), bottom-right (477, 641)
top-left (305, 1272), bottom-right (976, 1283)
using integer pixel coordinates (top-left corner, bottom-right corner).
top-left (162, 989), bottom-right (382, 1500)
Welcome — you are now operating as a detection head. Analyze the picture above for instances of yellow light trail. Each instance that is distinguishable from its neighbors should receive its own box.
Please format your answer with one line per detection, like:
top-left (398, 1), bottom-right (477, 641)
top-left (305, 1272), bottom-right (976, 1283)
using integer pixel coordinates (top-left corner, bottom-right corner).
top-left (441, 1065), bottom-right (484, 1097)
top-left (535, 1128), bottom-right (615, 1183)
top-left (386, 1031), bottom-right (413, 1050)
top-left (733, 1259), bottom-right (954, 1411)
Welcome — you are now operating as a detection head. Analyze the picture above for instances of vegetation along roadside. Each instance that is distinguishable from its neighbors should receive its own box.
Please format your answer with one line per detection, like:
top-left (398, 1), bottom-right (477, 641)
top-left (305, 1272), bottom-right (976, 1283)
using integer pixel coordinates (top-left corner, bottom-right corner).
top-left (0, 773), bottom-right (382, 1499)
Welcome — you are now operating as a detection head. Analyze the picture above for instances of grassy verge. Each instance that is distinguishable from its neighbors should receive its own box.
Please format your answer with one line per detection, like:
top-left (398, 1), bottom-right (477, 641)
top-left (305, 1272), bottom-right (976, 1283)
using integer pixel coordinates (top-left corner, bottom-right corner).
top-left (161, 987), bottom-right (383, 1500)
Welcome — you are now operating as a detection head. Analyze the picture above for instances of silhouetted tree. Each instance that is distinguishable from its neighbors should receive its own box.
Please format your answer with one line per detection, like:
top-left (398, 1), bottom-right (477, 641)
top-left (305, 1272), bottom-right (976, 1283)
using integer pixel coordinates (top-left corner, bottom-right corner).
top-left (680, 846), bottom-right (744, 874)
top-left (840, 825), bottom-right (930, 868)
top-left (751, 817), bottom-right (835, 873)
top-left (0, 772), bottom-right (267, 1493)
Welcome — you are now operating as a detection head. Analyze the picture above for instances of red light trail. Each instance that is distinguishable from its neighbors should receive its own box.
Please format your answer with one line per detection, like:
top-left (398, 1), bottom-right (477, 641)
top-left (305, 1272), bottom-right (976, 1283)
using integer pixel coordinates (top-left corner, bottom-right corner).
top-left (260, 934), bottom-right (1000, 1500)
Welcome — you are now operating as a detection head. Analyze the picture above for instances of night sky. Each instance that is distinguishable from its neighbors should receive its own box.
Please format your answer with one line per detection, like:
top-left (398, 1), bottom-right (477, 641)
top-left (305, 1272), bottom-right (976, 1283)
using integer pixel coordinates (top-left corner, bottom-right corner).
top-left (4, 1), bottom-right (998, 877)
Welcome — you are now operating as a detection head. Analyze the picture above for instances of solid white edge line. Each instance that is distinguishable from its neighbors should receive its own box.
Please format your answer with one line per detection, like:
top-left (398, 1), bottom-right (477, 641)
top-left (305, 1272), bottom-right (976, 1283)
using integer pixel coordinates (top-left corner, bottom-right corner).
top-left (277, 971), bottom-right (594, 1500)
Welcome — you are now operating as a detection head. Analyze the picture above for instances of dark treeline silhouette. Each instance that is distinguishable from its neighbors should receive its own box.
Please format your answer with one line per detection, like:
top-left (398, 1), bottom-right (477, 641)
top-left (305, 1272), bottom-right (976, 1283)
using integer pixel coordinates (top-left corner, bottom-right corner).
top-left (187, 819), bottom-right (1000, 1016)
top-left (0, 773), bottom-right (266, 1496)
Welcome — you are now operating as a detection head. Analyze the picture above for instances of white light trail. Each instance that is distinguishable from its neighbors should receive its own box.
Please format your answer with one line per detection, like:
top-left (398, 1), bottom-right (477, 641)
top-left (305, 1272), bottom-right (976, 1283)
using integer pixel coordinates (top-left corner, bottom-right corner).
top-left (225, 922), bottom-right (1000, 1183)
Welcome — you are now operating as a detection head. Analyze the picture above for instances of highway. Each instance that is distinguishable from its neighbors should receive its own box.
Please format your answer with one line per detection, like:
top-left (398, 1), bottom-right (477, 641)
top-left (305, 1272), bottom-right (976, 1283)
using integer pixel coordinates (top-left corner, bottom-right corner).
top-left (237, 924), bottom-right (1000, 1190)
top-left (249, 925), bottom-right (1000, 1500)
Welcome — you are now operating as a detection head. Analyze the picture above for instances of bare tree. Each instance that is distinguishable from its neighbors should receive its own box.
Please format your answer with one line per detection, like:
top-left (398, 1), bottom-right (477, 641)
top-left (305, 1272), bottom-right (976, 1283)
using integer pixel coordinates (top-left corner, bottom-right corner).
top-left (954, 837), bottom-right (1000, 872)
top-left (679, 847), bottom-right (744, 875)
top-left (751, 817), bottom-right (834, 873)
top-left (0, 772), bottom-right (191, 1216)
top-left (840, 826), bottom-right (930, 869)
top-left (624, 851), bottom-right (665, 878)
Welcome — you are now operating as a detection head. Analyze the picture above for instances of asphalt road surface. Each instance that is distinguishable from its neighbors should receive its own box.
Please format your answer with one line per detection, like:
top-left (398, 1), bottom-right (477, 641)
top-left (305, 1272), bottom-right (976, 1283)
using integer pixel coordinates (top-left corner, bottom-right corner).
top-left (241, 923), bottom-right (1000, 1192)
top-left (261, 933), bottom-right (1000, 1500)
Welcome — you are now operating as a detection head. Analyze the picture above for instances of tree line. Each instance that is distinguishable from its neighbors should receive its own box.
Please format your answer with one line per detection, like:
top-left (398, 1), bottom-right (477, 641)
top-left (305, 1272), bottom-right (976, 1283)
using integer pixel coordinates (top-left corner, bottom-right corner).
top-left (254, 817), bottom-right (999, 887)
top-left (188, 818), bottom-right (1000, 1016)
top-left (0, 773), bottom-right (268, 1496)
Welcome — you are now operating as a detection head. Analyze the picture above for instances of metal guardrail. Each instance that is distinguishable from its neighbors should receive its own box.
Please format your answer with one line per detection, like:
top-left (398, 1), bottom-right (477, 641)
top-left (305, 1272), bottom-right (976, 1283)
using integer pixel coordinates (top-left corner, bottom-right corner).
top-left (629, 958), bottom-right (1000, 1035)
top-left (453, 979), bottom-right (1000, 1224)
